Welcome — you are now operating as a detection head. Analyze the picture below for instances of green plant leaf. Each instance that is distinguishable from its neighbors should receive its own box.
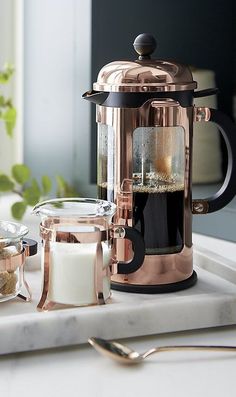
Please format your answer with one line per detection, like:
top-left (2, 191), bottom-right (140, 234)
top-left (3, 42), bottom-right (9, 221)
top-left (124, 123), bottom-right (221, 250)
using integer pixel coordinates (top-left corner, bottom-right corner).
top-left (32, 178), bottom-right (41, 192)
top-left (56, 175), bottom-right (66, 191)
top-left (11, 201), bottom-right (27, 220)
top-left (22, 179), bottom-right (41, 206)
top-left (56, 175), bottom-right (67, 197)
top-left (41, 175), bottom-right (52, 195)
top-left (2, 107), bottom-right (17, 137)
top-left (64, 185), bottom-right (79, 197)
top-left (0, 63), bottom-right (14, 84)
top-left (0, 95), bottom-right (5, 106)
top-left (12, 164), bottom-right (31, 185)
top-left (0, 96), bottom-right (12, 108)
top-left (56, 175), bottom-right (79, 198)
top-left (0, 174), bottom-right (14, 191)
top-left (53, 201), bottom-right (64, 208)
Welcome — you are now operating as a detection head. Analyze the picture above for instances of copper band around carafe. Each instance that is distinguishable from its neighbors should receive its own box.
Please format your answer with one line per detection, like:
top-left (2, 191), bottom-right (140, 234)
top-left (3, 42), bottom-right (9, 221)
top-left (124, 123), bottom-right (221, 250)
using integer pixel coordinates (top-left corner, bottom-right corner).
top-left (111, 245), bottom-right (193, 286)
top-left (39, 223), bottom-right (108, 243)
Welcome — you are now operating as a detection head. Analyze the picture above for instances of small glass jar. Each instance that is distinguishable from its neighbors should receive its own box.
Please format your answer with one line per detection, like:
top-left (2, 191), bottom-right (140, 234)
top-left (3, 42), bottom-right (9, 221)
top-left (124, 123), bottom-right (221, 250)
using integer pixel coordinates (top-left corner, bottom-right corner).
top-left (33, 198), bottom-right (145, 310)
top-left (0, 220), bottom-right (37, 302)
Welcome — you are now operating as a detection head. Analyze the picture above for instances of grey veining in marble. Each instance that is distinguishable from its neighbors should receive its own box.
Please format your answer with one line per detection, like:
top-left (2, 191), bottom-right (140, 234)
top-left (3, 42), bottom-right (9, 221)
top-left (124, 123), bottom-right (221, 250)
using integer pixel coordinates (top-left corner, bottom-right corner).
top-left (1, 247), bottom-right (236, 355)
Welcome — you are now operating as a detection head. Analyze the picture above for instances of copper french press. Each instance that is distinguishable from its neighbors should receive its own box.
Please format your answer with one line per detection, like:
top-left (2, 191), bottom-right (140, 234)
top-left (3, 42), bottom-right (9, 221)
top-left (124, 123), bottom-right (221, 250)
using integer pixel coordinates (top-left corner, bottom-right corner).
top-left (83, 33), bottom-right (236, 293)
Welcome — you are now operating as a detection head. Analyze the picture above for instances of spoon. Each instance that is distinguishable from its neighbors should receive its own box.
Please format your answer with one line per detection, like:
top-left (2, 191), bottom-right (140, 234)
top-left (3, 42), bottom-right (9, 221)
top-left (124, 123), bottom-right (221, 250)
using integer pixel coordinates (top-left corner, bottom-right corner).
top-left (88, 337), bottom-right (236, 365)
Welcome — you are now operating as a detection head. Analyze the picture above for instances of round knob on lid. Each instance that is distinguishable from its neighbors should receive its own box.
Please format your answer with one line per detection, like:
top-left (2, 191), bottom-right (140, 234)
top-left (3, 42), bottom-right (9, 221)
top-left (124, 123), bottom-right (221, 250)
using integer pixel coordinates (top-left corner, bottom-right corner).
top-left (133, 33), bottom-right (157, 60)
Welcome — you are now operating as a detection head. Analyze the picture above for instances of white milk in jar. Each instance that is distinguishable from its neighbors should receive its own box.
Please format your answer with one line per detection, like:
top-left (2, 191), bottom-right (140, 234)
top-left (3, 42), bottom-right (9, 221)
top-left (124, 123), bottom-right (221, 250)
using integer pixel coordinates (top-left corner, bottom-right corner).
top-left (47, 241), bottom-right (111, 305)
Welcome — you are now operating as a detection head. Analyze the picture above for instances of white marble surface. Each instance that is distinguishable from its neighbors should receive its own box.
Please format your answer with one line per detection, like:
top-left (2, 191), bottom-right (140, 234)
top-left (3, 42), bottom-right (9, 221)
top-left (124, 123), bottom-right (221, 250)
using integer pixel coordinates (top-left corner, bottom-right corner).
top-left (1, 242), bottom-right (236, 355)
top-left (0, 234), bottom-right (236, 397)
top-left (1, 194), bottom-right (236, 356)
top-left (0, 326), bottom-right (236, 397)
top-left (193, 233), bottom-right (236, 261)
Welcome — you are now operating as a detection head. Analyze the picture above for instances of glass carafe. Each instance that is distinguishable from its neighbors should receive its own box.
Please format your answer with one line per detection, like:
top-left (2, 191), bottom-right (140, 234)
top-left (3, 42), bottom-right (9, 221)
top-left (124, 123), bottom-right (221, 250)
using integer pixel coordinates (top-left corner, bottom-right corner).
top-left (133, 125), bottom-right (185, 255)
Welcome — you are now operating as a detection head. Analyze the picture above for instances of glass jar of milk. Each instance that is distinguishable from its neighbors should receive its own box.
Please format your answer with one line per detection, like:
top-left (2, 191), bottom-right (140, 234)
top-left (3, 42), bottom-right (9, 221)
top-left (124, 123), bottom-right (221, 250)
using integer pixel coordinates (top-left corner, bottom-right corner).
top-left (33, 198), bottom-right (144, 310)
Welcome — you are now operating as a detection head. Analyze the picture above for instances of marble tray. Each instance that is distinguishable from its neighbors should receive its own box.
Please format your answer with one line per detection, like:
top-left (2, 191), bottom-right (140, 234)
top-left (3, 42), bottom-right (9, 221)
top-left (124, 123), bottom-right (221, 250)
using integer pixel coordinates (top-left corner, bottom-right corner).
top-left (1, 246), bottom-right (236, 355)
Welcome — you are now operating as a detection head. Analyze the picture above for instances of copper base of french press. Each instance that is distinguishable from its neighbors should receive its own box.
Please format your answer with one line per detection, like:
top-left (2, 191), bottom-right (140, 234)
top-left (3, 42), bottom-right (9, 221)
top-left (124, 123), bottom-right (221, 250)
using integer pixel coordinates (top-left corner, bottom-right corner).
top-left (111, 271), bottom-right (197, 293)
top-left (111, 246), bottom-right (197, 293)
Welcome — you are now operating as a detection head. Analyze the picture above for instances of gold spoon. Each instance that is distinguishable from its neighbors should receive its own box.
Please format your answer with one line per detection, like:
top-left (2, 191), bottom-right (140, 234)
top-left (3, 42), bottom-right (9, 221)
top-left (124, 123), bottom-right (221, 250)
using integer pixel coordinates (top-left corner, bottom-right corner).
top-left (88, 337), bottom-right (236, 365)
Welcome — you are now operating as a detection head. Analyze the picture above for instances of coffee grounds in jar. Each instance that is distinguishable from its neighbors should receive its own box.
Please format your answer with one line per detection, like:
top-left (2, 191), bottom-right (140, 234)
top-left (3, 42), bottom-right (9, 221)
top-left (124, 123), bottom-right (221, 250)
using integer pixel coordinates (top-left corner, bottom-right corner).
top-left (0, 238), bottom-right (18, 296)
top-left (0, 271), bottom-right (17, 295)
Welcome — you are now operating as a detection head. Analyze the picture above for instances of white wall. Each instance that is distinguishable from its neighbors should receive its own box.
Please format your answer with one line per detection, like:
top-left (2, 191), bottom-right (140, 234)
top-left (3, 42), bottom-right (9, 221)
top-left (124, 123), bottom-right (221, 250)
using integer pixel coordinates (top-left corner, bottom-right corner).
top-left (24, 0), bottom-right (95, 196)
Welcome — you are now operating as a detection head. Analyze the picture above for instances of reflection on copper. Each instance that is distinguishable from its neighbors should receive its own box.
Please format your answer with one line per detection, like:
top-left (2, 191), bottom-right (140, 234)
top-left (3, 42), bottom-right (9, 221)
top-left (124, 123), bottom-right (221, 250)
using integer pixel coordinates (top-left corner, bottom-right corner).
top-left (20, 262), bottom-right (32, 302)
top-left (93, 60), bottom-right (197, 92)
top-left (95, 237), bottom-right (105, 305)
top-left (0, 250), bottom-right (25, 272)
top-left (37, 239), bottom-right (50, 311)
top-left (112, 245), bottom-right (193, 285)
top-left (194, 106), bottom-right (211, 122)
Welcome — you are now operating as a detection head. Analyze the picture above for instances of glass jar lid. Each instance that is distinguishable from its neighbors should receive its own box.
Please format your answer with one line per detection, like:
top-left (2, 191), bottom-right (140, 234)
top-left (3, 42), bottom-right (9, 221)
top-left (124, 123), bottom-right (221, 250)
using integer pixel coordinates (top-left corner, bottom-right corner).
top-left (93, 33), bottom-right (197, 93)
top-left (0, 220), bottom-right (28, 246)
top-left (32, 198), bottom-right (117, 218)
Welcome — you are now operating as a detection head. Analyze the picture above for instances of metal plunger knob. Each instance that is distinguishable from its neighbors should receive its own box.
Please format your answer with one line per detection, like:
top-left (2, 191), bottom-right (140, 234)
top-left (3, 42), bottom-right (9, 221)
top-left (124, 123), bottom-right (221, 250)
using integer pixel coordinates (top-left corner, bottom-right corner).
top-left (133, 33), bottom-right (157, 60)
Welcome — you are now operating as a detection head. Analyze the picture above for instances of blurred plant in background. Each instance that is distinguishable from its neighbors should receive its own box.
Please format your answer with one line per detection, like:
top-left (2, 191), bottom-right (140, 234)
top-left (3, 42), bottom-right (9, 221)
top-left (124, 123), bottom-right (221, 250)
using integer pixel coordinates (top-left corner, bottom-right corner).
top-left (0, 63), bottom-right (16, 137)
top-left (0, 63), bottom-right (79, 220)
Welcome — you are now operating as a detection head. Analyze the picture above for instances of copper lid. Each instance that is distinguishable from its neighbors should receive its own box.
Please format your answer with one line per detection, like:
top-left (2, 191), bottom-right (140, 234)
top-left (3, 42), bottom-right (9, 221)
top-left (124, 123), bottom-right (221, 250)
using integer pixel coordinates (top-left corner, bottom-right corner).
top-left (93, 34), bottom-right (197, 93)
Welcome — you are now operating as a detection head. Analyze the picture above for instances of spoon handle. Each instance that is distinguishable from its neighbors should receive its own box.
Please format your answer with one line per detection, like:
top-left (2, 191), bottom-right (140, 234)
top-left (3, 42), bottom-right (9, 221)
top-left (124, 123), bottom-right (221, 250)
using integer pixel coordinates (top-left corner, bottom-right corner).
top-left (142, 345), bottom-right (236, 359)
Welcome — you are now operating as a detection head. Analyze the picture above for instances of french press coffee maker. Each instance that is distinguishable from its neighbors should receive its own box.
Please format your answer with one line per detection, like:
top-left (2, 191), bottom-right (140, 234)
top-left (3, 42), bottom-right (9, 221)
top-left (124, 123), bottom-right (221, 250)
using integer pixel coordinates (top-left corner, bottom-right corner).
top-left (83, 33), bottom-right (236, 293)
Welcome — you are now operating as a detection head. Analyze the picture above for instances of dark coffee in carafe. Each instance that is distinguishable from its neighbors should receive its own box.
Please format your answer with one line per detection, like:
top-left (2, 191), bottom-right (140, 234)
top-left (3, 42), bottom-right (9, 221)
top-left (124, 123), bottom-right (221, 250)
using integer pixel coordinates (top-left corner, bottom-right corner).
top-left (133, 177), bottom-right (184, 255)
top-left (99, 178), bottom-right (184, 255)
